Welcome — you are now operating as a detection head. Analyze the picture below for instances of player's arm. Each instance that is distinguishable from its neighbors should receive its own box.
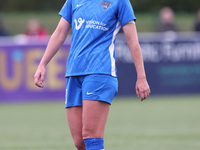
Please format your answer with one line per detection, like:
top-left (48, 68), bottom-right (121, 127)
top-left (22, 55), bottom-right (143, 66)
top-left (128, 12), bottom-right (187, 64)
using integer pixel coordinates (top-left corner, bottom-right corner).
top-left (122, 22), bottom-right (150, 101)
top-left (34, 17), bottom-right (71, 88)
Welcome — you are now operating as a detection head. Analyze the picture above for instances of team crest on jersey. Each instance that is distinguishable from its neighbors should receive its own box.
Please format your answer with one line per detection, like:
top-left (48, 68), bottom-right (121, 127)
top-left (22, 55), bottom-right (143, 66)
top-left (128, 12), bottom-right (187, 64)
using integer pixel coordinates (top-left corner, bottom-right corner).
top-left (101, 1), bottom-right (112, 10)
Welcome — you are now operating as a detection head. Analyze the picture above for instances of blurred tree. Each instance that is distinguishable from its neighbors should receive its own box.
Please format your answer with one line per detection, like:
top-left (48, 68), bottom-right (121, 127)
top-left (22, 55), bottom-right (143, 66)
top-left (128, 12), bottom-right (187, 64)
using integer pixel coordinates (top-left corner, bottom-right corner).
top-left (131, 0), bottom-right (200, 13)
top-left (0, 0), bottom-right (7, 10)
top-left (0, 0), bottom-right (66, 11)
top-left (0, 0), bottom-right (200, 13)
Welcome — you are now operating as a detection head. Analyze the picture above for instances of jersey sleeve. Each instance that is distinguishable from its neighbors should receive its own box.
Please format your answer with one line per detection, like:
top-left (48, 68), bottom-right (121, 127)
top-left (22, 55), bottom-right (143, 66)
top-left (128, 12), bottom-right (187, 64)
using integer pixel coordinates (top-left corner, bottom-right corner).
top-left (59, 0), bottom-right (72, 24)
top-left (117, 0), bottom-right (136, 27)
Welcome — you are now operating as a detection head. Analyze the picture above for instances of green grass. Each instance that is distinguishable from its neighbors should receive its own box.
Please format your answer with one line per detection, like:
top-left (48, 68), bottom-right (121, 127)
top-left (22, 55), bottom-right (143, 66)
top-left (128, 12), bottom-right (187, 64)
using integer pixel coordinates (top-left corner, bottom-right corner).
top-left (1, 12), bottom-right (197, 35)
top-left (0, 95), bottom-right (200, 150)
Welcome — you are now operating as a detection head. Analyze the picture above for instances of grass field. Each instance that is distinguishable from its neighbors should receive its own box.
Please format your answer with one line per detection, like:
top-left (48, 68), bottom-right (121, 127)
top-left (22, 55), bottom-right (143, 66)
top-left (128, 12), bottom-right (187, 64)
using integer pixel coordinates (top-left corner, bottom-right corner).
top-left (0, 95), bottom-right (200, 150)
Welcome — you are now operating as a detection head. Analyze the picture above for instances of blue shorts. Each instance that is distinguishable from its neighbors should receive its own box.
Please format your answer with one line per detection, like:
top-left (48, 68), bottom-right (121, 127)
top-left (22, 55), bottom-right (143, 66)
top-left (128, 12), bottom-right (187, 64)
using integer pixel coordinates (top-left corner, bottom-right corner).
top-left (65, 74), bottom-right (118, 108)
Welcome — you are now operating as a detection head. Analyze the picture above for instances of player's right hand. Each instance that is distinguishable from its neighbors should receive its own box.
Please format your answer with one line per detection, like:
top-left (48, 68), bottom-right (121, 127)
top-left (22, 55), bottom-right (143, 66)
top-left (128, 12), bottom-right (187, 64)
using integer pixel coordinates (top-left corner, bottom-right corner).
top-left (34, 66), bottom-right (46, 88)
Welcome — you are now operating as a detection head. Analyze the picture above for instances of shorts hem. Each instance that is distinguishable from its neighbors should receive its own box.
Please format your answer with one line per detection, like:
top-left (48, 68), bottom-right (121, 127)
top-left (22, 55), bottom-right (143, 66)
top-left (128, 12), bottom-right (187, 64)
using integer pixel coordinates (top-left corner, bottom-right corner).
top-left (82, 98), bottom-right (112, 105)
top-left (65, 105), bottom-right (82, 108)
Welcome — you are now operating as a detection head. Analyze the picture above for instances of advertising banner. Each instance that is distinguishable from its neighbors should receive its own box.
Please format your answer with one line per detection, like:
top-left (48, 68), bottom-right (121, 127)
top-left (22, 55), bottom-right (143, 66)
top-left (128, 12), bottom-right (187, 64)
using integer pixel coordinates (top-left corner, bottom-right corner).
top-left (0, 33), bottom-right (200, 102)
top-left (116, 33), bottom-right (200, 95)
top-left (0, 39), bottom-right (70, 102)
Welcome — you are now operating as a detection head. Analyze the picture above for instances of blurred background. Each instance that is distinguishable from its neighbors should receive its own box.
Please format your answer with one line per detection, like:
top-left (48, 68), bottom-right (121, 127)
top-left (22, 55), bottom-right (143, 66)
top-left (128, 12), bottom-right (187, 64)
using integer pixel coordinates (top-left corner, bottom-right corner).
top-left (0, 0), bottom-right (200, 150)
top-left (0, 0), bottom-right (200, 34)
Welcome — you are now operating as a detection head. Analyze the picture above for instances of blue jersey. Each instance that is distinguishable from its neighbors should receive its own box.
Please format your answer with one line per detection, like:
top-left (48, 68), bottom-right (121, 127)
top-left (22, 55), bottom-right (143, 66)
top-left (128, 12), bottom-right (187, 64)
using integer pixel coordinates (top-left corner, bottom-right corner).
top-left (59, 0), bottom-right (136, 77)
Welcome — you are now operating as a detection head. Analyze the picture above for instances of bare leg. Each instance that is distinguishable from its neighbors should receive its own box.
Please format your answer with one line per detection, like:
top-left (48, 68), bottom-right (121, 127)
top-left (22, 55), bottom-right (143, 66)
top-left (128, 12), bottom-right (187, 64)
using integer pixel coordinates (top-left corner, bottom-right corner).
top-left (82, 100), bottom-right (110, 139)
top-left (66, 101), bottom-right (110, 149)
top-left (66, 107), bottom-right (85, 150)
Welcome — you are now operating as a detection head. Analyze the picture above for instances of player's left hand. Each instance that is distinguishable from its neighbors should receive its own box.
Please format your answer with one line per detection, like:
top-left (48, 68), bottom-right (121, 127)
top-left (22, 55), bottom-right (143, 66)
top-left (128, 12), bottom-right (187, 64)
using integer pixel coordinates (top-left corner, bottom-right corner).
top-left (135, 77), bottom-right (150, 101)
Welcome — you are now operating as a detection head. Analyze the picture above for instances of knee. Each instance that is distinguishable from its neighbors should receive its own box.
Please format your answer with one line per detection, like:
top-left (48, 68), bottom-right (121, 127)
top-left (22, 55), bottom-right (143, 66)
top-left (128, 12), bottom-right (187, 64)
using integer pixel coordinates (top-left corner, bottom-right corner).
top-left (82, 128), bottom-right (90, 139)
top-left (73, 137), bottom-right (85, 150)
top-left (82, 125), bottom-right (98, 139)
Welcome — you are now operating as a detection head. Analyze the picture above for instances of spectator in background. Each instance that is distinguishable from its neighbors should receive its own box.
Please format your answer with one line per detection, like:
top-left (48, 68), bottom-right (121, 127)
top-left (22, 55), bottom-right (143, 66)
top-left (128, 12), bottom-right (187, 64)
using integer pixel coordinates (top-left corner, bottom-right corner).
top-left (24, 19), bottom-right (49, 41)
top-left (156, 7), bottom-right (179, 32)
top-left (194, 9), bottom-right (200, 32)
top-left (0, 15), bottom-right (10, 36)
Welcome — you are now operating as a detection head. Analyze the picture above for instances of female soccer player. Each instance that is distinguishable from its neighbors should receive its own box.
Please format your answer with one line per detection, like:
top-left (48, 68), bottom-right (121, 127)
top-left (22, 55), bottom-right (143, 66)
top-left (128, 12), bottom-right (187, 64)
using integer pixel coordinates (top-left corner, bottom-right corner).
top-left (34, 0), bottom-right (150, 149)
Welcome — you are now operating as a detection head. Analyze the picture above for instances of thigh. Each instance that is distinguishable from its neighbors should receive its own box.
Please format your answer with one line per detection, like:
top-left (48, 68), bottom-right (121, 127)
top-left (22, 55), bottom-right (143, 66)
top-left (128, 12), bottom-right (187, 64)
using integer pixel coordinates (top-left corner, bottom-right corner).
top-left (82, 100), bottom-right (110, 139)
top-left (66, 107), bottom-right (84, 144)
